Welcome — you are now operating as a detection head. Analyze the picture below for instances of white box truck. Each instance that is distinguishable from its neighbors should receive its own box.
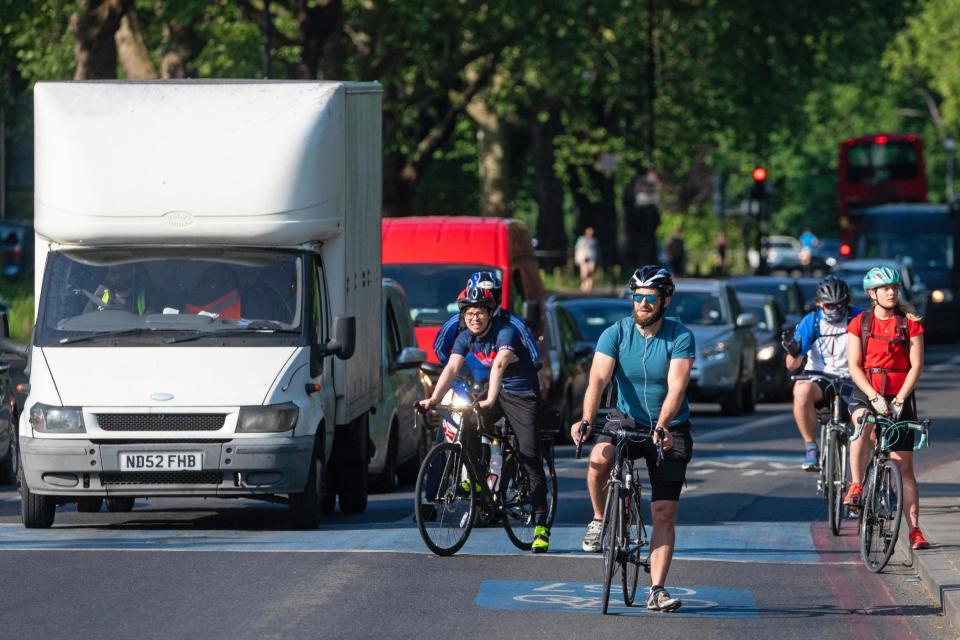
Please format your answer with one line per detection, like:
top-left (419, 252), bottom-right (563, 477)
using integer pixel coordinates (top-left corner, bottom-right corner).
top-left (9, 80), bottom-right (381, 528)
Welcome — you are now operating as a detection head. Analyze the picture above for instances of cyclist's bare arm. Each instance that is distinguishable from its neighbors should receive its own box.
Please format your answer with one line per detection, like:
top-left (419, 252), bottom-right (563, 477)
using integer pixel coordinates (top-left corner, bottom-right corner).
top-left (785, 352), bottom-right (804, 372)
top-left (574, 351), bottom-right (616, 441)
top-left (894, 334), bottom-right (924, 402)
top-left (656, 357), bottom-right (693, 429)
top-left (422, 353), bottom-right (466, 408)
top-left (847, 333), bottom-right (875, 398)
top-left (481, 347), bottom-right (518, 407)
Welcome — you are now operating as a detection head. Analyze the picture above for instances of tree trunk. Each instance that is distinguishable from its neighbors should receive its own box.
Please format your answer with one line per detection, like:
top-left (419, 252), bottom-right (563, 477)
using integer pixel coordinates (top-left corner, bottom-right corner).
top-left (71, 0), bottom-right (126, 80)
top-left (569, 167), bottom-right (619, 269)
top-left (161, 19), bottom-right (202, 79)
top-left (532, 104), bottom-right (566, 269)
top-left (466, 92), bottom-right (507, 217)
top-left (292, 0), bottom-right (344, 79)
top-left (116, 10), bottom-right (157, 79)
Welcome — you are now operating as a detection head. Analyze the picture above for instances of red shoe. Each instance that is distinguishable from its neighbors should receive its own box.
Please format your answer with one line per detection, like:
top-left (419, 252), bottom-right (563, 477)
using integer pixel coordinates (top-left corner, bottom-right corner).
top-left (844, 482), bottom-right (862, 507)
top-left (910, 528), bottom-right (930, 550)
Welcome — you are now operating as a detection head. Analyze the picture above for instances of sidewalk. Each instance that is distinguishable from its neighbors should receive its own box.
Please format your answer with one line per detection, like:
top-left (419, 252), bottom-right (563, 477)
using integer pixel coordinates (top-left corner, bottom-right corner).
top-left (896, 453), bottom-right (960, 631)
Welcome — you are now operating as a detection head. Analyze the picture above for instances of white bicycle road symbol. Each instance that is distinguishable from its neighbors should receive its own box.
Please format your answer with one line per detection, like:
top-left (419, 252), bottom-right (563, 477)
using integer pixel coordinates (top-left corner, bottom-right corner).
top-left (513, 583), bottom-right (719, 611)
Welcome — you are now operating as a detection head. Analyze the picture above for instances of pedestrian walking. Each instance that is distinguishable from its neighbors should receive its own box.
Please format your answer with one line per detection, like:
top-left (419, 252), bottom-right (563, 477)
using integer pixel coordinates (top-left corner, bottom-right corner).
top-left (574, 227), bottom-right (600, 292)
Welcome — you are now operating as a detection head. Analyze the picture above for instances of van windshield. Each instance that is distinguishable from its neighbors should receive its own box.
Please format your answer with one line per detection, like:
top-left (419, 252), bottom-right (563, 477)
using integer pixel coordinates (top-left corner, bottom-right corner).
top-left (382, 264), bottom-right (502, 325)
top-left (36, 248), bottom-right (305, 347)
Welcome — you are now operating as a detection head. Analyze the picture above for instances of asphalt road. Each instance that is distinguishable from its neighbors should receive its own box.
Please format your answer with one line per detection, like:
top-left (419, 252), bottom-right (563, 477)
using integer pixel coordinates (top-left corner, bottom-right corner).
top-left (1, 347), bottom-right (958, 639)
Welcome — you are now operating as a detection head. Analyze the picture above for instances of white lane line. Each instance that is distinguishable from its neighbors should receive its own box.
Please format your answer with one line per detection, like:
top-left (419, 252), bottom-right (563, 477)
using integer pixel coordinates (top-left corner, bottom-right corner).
top-left (695, 412), bottom-right (791, 443)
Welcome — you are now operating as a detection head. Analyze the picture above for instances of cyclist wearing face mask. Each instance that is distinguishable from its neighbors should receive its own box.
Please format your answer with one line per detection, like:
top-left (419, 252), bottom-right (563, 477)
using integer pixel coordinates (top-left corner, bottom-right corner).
top-left (782, 275), bottom-right (863, 471)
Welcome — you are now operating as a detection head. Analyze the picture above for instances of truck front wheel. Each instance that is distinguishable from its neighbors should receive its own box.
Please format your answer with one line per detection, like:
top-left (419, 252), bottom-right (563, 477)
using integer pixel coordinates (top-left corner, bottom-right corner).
top-left (289, 432), bottom-right (324, 529)
top-left (20, 469), bottom-right (55, 529)
top-left (335, 413), bottom-right (369, 514)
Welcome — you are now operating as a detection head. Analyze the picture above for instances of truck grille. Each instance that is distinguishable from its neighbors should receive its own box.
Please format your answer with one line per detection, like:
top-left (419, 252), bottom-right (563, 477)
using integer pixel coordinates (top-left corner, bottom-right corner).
top-left (101, 471), bottom-right (223, 485)
top-left (96, 414), bottom-right (226, 432)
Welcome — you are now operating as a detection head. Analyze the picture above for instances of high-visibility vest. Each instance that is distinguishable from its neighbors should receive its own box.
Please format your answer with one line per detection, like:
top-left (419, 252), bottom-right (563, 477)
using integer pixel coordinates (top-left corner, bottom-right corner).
top-left (101, 288), bottom-right (147, 316)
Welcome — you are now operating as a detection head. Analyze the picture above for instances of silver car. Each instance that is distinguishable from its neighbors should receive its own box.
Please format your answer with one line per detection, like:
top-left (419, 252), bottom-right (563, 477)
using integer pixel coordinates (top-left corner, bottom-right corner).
top-left (367, 279), bottom-right (431, 492)
top-left (668, 279), bottom-right (758, 415)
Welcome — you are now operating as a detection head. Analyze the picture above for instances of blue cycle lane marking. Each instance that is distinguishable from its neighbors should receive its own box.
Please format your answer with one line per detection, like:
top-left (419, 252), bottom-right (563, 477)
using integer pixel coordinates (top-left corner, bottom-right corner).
top-left (475, 581), bottom-right (759, 619)
top-left (0, 521), bottom-right (826, 564)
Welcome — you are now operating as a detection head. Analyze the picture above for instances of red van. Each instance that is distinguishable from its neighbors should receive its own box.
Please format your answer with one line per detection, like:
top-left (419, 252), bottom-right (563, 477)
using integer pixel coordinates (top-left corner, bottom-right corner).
top-left (381, 216), bottom-right (549, 385)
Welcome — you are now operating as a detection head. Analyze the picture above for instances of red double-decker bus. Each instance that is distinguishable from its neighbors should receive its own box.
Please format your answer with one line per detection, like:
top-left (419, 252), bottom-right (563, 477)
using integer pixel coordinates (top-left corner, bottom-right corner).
top-left (838, 133), bottom-right (927, 251)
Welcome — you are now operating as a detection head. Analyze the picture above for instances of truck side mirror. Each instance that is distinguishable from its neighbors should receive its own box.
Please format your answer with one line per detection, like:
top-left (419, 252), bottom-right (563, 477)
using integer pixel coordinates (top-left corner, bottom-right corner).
top-left (522, 299), bottom-right (542, 333)
top-left (325, 315), bottom-right (356, 360)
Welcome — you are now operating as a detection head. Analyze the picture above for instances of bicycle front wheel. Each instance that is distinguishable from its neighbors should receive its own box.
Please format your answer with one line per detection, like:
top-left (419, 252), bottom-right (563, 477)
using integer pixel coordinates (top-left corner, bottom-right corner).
top-left (860, 459), bottom-right (903, 572)
top-left (499, 450), bottom-right (558, 550)
top-left (621, 484), bottom-right (644, 606)
top-left (414, 442), bottom-right (475, 557)
top-left (601, 483), bottom-right (621, 615)
top-left (825, 430), bottom-right (845, 536)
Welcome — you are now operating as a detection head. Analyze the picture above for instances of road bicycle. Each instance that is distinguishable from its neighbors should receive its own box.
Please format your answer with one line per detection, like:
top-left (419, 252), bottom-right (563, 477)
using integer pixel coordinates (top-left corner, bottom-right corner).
top-left (791, 371), bottom-right (853, 535)
top-left (850, 412), bottom-right (929, 573)
top-left (576, 418), bottom-right (660, 614)
top-left (413, 380), bottom-right (557, 556)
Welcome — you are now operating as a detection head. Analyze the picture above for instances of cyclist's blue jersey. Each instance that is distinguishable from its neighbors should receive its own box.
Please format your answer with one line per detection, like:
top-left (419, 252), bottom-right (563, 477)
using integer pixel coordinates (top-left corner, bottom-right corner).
top-left (595, 317), bottom-right (696, 428)
top-left (451, 317), bottom-right (540, 395)
top-left (792, 306), bottom-right (863, 375)
top-left (434, 311), bottom-right (539, 381)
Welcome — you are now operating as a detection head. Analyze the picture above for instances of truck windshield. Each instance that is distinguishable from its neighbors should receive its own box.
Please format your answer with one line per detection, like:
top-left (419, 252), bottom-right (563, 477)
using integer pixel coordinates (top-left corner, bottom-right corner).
top-left (36, 248), bottom-right (304, 346)
top-left (382, 263), bottom-right (502, 325)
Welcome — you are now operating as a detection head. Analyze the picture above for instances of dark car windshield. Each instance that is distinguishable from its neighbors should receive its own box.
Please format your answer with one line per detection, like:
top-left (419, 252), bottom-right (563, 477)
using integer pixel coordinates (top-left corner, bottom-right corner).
top-left (738, 300), bottom-right (774, 332)
top-left (731, 280), bottom-right (802, 316)
top-left (36, 248), bottom-right (304, 347)
top-left (859, 233), bottom-right (953, 270)
top-left (561, 299), bottom-right (631, 343)
top-left (668, 291), bottom-right (728, 326)
top-left (383, 263), bottom-right (501, 325)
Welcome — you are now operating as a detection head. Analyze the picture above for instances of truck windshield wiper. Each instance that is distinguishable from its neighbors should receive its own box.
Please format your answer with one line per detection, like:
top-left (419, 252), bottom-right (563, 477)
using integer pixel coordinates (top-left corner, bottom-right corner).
top-left (59, 328), bottom-right (158, 345)
top-left (163, 327), bottom-right (300, 344)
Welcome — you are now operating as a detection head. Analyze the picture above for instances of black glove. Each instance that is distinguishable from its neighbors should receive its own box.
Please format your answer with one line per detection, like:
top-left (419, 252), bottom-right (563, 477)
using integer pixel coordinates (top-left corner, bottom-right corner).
top-left (780, 330), bottom-right (801, 358)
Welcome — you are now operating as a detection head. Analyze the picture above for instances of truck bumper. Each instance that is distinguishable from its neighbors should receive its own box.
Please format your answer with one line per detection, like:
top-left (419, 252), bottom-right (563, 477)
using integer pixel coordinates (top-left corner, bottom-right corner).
top-left (19, 435), bottom-right (314, 497)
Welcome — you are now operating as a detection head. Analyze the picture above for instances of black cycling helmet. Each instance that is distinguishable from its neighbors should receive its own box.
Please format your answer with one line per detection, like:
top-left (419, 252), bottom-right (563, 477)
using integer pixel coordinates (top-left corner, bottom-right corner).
top-left (628, 265), bottom-right (676, 297)
top-left (457, 286), bottom-right (498, 312)
top-left (816, 275), bottom-right (850, 305)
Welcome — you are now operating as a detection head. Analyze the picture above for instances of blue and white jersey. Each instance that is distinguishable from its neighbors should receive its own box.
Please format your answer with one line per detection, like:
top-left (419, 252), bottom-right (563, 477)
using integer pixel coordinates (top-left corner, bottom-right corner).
top-left (792, 306), bottom-right (863, 375)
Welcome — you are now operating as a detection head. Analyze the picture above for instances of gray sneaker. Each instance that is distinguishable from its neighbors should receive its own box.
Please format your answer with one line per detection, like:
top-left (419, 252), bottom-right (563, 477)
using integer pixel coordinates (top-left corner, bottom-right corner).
top-left (581, 519), bottom-right (603, 552)
top-left (646, 587), bottom-right (682, 612)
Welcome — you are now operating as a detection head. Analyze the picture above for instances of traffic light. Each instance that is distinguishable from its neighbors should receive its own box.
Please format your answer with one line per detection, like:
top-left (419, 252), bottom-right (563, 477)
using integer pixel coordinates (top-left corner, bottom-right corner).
top-left (751, 166), bottom-right (767, 200)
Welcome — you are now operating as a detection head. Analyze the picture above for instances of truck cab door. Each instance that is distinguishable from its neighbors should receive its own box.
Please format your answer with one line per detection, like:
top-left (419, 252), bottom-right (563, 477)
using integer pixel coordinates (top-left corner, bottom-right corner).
top-left (310, 256), bottom-right (337, 455)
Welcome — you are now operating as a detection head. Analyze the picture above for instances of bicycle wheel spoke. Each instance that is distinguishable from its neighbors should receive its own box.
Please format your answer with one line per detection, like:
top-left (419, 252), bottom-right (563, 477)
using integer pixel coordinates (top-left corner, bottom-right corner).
top-left (621, 484), bottom-right (643, 607)
top-left (415, 443), bottom-right (475, 556)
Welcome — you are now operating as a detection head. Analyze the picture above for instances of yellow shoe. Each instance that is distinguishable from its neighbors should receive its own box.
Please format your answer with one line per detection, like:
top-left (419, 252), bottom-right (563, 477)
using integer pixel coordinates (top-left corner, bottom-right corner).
top-left (531, 525), bottom-right (550, 553)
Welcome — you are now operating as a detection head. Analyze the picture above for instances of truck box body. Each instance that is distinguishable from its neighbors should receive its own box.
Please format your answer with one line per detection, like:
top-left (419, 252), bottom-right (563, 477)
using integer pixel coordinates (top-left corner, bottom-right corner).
top-left (19, 81), bottom-right (381, 524)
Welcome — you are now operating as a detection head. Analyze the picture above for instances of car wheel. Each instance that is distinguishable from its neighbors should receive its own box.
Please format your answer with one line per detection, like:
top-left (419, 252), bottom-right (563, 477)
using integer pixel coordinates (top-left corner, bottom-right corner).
top-left (289, 431), bottom-right (324, 529)
top-left (20, 466), bottom-right (55, 529)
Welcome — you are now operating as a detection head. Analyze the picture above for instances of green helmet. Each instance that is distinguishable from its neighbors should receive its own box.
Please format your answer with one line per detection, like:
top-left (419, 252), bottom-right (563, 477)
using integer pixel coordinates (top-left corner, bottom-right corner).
top-left (862, 266), bottom-right (902, 291)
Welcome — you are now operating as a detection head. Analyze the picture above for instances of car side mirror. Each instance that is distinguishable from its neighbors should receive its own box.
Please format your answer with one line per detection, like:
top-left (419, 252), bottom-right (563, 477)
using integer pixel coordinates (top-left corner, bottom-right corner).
top-left (392, 346), bottom-right (426, 371)
top-left (0, 312), bottom-right (27, 358)
top-left (326, 316), bottom-right (356, 360)
top-left (736, 312), bottom-right (756, 328)
top-left (522, 300), bottom-right (542, 332)
top-left (420, 361), bottom-right (444, 378)
top-left (573, 340), bottom-right (595, 360)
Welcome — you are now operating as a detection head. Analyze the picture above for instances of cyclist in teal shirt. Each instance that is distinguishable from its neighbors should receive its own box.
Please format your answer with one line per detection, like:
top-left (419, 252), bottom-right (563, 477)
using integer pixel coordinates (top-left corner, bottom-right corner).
top-left (571, 266), bottom-right (695, 612)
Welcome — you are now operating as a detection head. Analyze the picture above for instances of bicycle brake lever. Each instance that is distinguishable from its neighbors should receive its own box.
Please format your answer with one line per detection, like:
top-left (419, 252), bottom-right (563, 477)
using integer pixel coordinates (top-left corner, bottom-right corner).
top-left (575, 420), bottom-right (589, 459)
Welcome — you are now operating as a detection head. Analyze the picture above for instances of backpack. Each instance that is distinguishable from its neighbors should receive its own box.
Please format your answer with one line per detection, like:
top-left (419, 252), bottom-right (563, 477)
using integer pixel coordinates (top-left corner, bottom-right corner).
top-left (434, 311), bottom-right (540, 366)
top-left (858, 308), bottom-right (911, 395)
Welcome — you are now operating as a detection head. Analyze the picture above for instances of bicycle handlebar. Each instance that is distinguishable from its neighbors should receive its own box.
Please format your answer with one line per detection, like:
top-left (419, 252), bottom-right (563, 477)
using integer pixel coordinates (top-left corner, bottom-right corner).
top-left (575, 419), bottom-right (664, 464)
top-left (790, 372), bottom-right (852, 383)
top-left (851, 414), bottom-right (931, 451)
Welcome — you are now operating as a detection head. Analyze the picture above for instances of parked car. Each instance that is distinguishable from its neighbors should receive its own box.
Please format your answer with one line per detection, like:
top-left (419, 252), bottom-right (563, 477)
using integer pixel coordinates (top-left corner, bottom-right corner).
top-left (830, 258), bottom-right (927, 319)
top-left (367, 279), bottom-right (430, 493)
top-left (736, 292), bottom-right (791, 402)
top-left (633, 279), bottom-right (757, 415)
top-left (0, 221), bottom-right (34, 281)
top-left (543, 296), bottom-right (594, 435)
top-left (727, 275), bottom-right (807, 325)
top-left (763, 235), bottom-right (807, 271)
top-left (559, 296), bottom-right (632, 344)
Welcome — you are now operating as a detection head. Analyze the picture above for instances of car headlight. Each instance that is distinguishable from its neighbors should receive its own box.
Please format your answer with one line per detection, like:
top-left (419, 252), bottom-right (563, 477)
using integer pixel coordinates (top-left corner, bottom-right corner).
top-left (757, 345), bottom-right (777, 361)
top-left (30, 403), bottom-right (85, 433)
top-left (236, 403), bottom-right (299, 433)
top-left (702, 342), bottom-right (728, 360)
top-left (931, 289), bottom-right (953, 304)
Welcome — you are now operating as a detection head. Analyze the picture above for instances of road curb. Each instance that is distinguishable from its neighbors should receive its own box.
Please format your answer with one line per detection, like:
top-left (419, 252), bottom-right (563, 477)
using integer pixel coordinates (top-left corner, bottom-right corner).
top-left (897, 520), bottom-right (960, 632)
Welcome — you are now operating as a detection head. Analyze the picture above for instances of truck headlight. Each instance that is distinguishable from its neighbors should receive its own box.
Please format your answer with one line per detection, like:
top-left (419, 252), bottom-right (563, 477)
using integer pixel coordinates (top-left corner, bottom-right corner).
top-left (30, 403), bottom-right (85, 433)
top-left (236, 403), bottom-right (299, 433)
top-left (702, 342), bottom-right (728, 360)
top-left (757, 345), bottom-right (776, 361)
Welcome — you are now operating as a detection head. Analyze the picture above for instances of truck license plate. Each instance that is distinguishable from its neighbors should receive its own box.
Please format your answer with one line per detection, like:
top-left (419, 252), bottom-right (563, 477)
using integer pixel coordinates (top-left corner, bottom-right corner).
top-left (119, 452), bottom-right (202, 471)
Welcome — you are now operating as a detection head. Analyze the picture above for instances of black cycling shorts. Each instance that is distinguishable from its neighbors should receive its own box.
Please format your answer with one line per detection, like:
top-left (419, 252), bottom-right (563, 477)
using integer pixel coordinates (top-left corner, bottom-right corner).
top-left (594, 410), bottom-right (693, 502)
top-left (848, 388), bottom-right (917, 452)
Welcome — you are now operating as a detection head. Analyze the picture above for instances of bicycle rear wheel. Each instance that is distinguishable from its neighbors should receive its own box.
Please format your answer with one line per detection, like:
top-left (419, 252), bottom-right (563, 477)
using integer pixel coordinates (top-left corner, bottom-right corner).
top-left (499, 449), bottom-right (558, 550)
top-left (860, 459), bottom-right (903, 572)
top-left (825, 430), bottom-right (845, 536)
top-left (414, 442), bottom-right (475, 556)
top-left (601, 483), bottom-right (621, 615)
top-left (621, 484), bottom-right (644, 606)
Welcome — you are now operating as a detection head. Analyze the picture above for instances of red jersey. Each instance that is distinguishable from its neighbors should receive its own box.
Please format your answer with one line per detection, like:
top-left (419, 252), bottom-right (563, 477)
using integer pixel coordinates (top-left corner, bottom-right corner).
top-left (847, 312), bottom-right (923, 396)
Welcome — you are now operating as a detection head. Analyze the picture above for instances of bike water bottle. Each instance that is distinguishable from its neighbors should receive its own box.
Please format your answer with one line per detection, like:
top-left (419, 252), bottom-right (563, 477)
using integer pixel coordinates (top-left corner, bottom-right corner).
top-left (487, 439), bottom-right (503, 491)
